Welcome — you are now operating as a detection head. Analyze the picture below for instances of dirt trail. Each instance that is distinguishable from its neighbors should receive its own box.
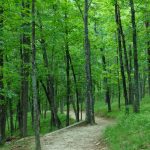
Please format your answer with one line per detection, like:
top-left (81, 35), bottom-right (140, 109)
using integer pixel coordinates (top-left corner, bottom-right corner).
top-left (41, 112), bottom-right (113, 150)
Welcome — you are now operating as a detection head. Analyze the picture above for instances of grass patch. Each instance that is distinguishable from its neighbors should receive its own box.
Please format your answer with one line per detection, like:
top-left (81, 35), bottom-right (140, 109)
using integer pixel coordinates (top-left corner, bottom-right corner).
top-left (94, 98), bottom-right (125, 119)
top-left (5, 111), bottom-right (75, 137)
top-left (101, 96), bottom-right (150, 150)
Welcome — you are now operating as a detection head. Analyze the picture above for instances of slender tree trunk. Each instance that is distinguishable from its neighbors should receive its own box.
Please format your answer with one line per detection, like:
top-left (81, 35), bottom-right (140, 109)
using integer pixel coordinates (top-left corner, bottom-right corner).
top-left (0, 4), bottom-right (6, 144)
top-left (9, 98), bottom-right (14, 136)
top-left (37, 11), bottom-right (61, 128)
top-left (64, 1), bottom-right (80, 121)
top-left (37, 81), bottom-right (41, 115)
top-left (116, 48), bottom-right (121, 110)
top-left (68, 53), bottom-right (80, 122)
top-left (128, 45), bottom-right (134, 103)
top-left (84, 0), bottom-right (95, 124)
top-left (117, 5), bottom-right (132, 104)
top-left (129, 0), bottom-right (140, 112)
top-left (20, 0), bottom-right (30, 137)
top-left (115, 1), bottom-right (129, 113)
top-left (101, 48), bottom-right (111, 112)
top-left (145, 22), bottom-right (150, 95)
top-left (66, 46), bottom-right (70, 126)
top-left (31, 0), bottom-right (41, 149)
top-left (65, 11), bottom-right (70, 126)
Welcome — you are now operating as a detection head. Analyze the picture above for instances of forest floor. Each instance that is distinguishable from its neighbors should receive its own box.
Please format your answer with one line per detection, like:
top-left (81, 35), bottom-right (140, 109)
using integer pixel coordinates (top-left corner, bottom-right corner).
top-left (4, 112), bottom-right (114, 150)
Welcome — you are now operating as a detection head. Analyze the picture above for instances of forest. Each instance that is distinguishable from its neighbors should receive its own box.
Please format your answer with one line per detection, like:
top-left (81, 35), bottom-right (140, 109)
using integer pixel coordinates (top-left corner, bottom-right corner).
top-left (0, 0), bottom-right (150, 150)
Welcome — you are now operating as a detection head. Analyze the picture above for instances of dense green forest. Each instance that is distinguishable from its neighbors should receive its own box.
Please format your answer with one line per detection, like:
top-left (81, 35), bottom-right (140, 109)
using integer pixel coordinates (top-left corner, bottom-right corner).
top-left (0, 0), bottom-right (150, 150)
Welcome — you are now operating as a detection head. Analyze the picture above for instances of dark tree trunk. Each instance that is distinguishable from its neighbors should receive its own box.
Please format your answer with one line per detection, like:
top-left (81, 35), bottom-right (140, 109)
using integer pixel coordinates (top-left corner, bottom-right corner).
top-left (20, 0), bottom-right (30, 137)
top-left (31, 0), bottom-right (41, 149)
top-left (37, 81), bottom-right (41, 115)
top-left (129, 0), bottom-right (140, 112)
top-left (101, 48), bottom-right (111, 112)
top-left (117, 5), bottom-right (132, 104)
top-left (64, 1), bottom-right (80, 121)
top-left (9, 98), bottom-right (14, 136)
top-left (0, 4), bottom-right (6, 144)
top-left (145, 22), bottom-right (150, 95)
top-left (37, 11), bottom-right (61, 128)
top-left (66, 46), bottom-right (70, 126)
top-left (84, 0), bottom-right (95, 124)
top-left (142, 75), bottom-right (146, 98)
top-left (116, 48), bottom-right (121, 110)
top-left (68, 52), bottom-right (80, 122)
top-left (65, 12), bottom-right (70, 126)
top-left (128, 45), bottom-right (134, 103)
top-left (115, 1), bottom-right (129, 113)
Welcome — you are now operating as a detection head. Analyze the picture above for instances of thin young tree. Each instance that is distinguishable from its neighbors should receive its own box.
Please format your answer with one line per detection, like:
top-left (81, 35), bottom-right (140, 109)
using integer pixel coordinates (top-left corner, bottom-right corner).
top-left (115, 0), bottom-right (129, 113)
top-left (84, 0), bottom-right (95, 124)
top-left (101, 48), bottom-right (111, 112)
top-left (145, 21), bottom-right (150, 95)
top-left (0, 3), bottom-right (6, 144)
top-left (31, 0), bottom-right (41, 149)
top-left (65, 12), bottom-right (70, 126)
top-left (73, 0), bottom-right (94, 124)
top-left (37, 10), bottom-right (61, 128)
top-left (129, 0), bottom-right (140, 112)
top-left (19, 0), bottom-right (30, 137)
top-left (117, 4), bottom-right (133, 104)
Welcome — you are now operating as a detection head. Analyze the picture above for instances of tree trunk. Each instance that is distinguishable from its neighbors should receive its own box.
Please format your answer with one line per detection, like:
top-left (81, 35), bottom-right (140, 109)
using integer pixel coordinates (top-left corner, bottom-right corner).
top-left (128, 45), bottom-right (134, 103)
top-left (0, 4), bottom-right (6, 144)
top-left (115, 1), bottom-right (129, 113)
top-left (68, 52), bottom-right (80, 122)
top-left (65, 11), bottom-right (70, 126)
top-left (117, 5), bottom-right (132, 104)
top-left (116, 48), bottom-right (121, 110)
top-left (9, 98), bottom-right (14, 136)
top-left (145, 22), bottom-right (150, 95)
top-left (31, 0), bottom-right (41, 149)
top-left (101, 48), bottom-right (111, 112)
top-left (84, 0), bottom-right (95, 124)
top-left (129, 0), bottom-right (140, 112)
top-left (37, 11), bottom-right (61, 128)
top-left (20, 0), bottom-right (30, 137)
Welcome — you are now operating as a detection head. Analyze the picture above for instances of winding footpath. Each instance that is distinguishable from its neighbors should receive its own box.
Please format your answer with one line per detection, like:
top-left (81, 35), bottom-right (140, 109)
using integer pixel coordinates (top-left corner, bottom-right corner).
top-left (11, 112), bottom-right (113, 150)
top-left (41, 112), bottom-right (113, 150)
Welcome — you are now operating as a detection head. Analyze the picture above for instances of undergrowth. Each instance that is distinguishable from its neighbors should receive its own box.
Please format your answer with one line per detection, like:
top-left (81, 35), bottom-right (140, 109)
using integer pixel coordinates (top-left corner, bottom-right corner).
top-left (99, 96), bottom-right (150, 150)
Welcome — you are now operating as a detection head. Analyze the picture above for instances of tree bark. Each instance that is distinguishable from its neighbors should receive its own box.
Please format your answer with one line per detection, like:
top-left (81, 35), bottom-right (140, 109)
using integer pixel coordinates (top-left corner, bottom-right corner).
top-left (84, 0), bottom-right (95, 124)
top-left (31, 0), bottom-right (41, 149)
top-left (0, 4), bottom-right (6, 144)
top-left (129, 0), bottom-right (140, 112)
top-left (68, 52), bottom-right (80, 122)
top-left (20, 0), bottom-right (30, 137)
top-left (117, 5), bottom-right (132, 104)
top-left (145, 22), bottom-right (150, 95)
top-left (9, 97), bottom-right (14, 136)
top-left (37, 11), bottom-right (61, 128)
top-left (128, 45), bottom-right (134, 103)
top-left (65, 11), bottom-right (70, 126)
top-left (115, 0), bottom-right (129, 113)
top-left (116, 47), bottom-right (121, 110)
top-left (101, 48), bottom-right (111, 112)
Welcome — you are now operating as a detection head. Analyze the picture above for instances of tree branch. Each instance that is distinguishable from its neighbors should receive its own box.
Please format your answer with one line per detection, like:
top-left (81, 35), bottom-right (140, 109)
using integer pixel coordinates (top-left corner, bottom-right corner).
top-left (73, 0), bottom-right (84, 21)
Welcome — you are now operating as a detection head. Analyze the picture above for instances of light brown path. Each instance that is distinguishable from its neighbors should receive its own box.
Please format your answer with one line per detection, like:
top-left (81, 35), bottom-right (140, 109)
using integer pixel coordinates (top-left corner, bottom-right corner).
top-left (41, 112), bottom-right (113, 150)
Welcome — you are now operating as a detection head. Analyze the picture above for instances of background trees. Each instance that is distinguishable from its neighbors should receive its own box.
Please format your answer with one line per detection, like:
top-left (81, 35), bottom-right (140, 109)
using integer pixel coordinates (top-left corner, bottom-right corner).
top-left (0, 2), bottom-right (6, 144)
top-left (0, 0), bottom-right (150, 146)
